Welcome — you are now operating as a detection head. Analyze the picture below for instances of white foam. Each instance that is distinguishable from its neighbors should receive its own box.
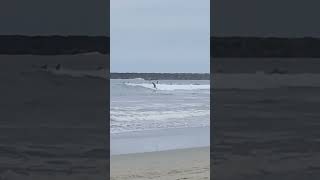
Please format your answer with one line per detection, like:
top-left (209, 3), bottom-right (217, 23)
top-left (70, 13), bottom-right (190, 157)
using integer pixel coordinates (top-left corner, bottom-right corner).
top-left (110, 109), bottom-right (209, 133)
top-left (49, 69), bottom-right (106, 78)
top-left (125, 83), bottom-right (210, 91)
top-left (111, 109), bottom-right (209, 122)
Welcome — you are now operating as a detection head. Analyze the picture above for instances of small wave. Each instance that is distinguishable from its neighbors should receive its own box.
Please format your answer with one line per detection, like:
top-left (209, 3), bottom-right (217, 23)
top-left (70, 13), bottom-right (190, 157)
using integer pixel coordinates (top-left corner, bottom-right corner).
top-left (214, 73), bottom-right (320, 89)
top-left (111, 109), bottom-right (209, 122)
top-left (110, 109), bottom-right (209, 134)
top-left (125, 83), bottom-right (210, 91)
top-left (48, 69), bottom-right (106, 79)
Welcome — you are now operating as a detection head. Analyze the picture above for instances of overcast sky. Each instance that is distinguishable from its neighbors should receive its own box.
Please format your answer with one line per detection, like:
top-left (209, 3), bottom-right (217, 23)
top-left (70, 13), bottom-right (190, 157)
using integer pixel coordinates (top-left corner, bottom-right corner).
top-left (0, 0), bottom-right (319, 37)
top-left (1, 0), bottom-right (320, 73)
top-left (0, 0), bottom-right (108, 35)
top-left (110, 0), bottom-right (210, 73)
top-left (212, 0), bottom-right (320, 37)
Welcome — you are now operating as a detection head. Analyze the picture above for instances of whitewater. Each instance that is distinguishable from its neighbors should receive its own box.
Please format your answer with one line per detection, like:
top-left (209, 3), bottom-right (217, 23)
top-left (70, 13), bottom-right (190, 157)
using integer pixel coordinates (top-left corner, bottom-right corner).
top-left (110, 79), bottom-right (210, 134)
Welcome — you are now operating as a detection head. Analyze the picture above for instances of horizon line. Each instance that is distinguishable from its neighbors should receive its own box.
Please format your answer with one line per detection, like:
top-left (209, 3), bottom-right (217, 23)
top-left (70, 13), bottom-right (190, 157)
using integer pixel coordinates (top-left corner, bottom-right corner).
top-left (110, 72), bottom-right (210, 74)
top-left (0, 35), bottom-right (320, 38)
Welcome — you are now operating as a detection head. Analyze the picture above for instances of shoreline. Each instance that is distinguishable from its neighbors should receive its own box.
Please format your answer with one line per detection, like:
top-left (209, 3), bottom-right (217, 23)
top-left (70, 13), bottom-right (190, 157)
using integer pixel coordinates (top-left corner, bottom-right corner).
top-left (111, 146), bottom-right (210, 180)
top-left (111, 126), bottom-right (210, 155)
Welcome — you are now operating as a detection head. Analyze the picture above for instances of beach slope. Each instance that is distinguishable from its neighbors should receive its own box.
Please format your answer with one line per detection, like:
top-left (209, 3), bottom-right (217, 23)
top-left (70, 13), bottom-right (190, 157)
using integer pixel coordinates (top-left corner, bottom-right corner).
top-left (111, 147), bottom-right (210, 180)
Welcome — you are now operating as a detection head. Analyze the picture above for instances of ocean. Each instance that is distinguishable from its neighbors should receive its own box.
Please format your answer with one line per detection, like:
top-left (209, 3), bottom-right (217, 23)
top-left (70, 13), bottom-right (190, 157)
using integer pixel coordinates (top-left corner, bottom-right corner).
top-left (110, 78), bottom-right (210, 134)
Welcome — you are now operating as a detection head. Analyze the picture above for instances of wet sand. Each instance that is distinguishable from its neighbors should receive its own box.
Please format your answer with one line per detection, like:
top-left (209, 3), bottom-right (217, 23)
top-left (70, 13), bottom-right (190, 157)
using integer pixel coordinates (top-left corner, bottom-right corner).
top-left (111, 147), bottom-right (210, 180)
top-left (111, 127), bottom-right (209, 155)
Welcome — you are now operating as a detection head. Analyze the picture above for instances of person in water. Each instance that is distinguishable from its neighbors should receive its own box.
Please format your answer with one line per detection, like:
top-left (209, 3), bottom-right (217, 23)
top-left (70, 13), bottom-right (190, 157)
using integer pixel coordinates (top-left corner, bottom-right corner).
top-left (55, 64), bottom-right (61, 70)
top-left (152, 82), bottom-right (157, 89)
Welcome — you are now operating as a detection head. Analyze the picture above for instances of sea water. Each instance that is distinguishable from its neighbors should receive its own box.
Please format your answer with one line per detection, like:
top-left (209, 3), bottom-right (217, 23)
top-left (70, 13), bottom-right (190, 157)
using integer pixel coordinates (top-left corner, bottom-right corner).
top-left (110, 79), bottom-right (210, 134)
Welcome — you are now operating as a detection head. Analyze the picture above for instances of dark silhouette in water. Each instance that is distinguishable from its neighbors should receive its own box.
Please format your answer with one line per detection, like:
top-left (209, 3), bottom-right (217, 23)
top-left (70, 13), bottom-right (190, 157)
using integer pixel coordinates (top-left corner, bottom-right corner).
top-left (40, 64), bottom-right (48, 69)
top-left (270, 68), bottom-right (287, 74)
top-left (55, 64), bottom-right (61, 70)
top-left (152, 82), bottom-right (157, 89)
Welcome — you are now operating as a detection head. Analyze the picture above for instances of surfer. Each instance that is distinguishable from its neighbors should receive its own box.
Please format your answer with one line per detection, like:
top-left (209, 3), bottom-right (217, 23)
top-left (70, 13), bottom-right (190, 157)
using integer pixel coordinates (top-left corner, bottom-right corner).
top-left (55, 64), bottom-right (61, 70)
top-left (152, 82), bottom-right (157, 89)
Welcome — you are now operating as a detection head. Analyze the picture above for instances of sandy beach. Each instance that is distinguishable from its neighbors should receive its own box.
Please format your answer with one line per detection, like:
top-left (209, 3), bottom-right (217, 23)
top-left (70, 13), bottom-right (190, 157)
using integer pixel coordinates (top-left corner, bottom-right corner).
top-left (111, 147), bottom-right (210, 180)
top-left (110, 78), bottom-right (210, 179)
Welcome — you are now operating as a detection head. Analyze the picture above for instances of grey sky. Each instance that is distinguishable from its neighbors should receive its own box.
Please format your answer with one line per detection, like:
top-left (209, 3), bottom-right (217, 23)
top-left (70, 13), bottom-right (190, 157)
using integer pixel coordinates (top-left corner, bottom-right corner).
top-left (0, 0), bottom-right (319, 37)
top-left (0, 0), bottom-right (108, 35)
top-left (212, 0), bottom-right (320, 37)
top-left (111, 0), bottom-right (210, 73)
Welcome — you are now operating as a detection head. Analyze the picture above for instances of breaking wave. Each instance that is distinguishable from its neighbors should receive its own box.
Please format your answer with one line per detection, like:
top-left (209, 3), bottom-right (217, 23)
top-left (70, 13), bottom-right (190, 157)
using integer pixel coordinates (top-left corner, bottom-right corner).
top-left (125, 82), bottom-right (210, 91)
top-left (48, 69), bottom-right (106, 79)
top-left (214, 73), bottom-right (320, 89)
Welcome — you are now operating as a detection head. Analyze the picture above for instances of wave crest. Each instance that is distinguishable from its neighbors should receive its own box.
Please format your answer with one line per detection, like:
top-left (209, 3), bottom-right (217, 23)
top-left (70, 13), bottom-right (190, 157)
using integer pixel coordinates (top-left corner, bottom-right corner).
top-left (125, 83), bottom-right (210, 91)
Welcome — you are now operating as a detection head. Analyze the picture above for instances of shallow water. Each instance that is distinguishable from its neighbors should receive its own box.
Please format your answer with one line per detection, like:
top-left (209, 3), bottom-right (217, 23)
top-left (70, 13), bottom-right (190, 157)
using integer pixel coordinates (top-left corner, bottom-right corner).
top-left (110, 79), bottom-right (210, 134)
